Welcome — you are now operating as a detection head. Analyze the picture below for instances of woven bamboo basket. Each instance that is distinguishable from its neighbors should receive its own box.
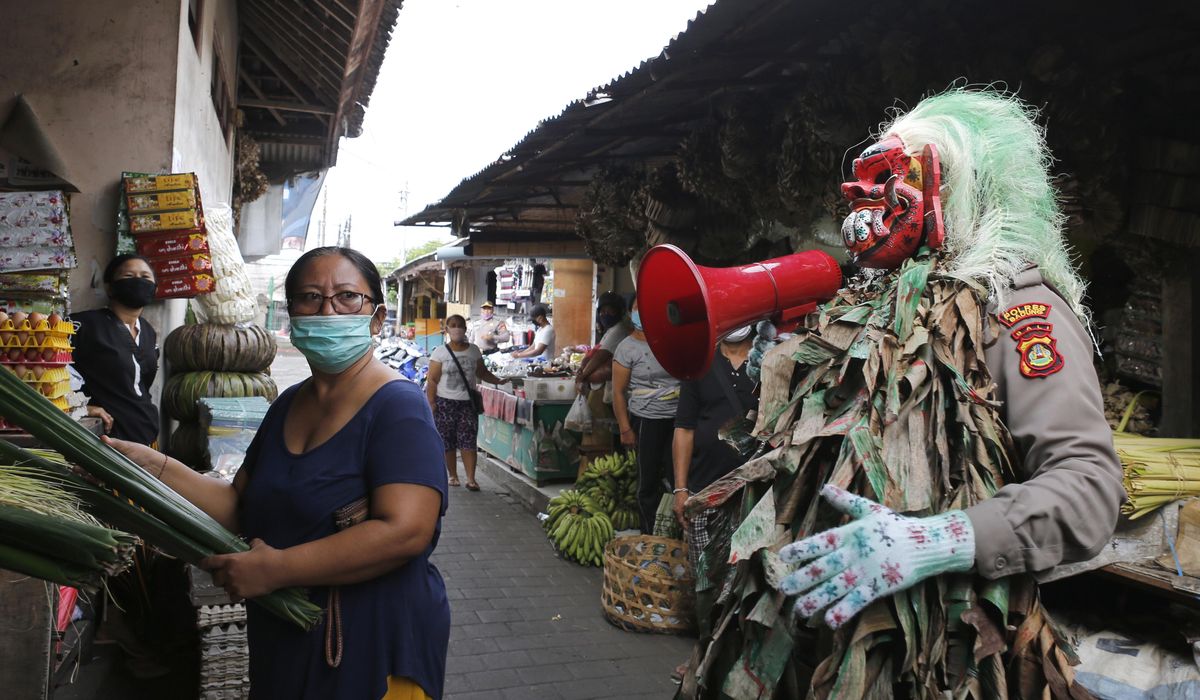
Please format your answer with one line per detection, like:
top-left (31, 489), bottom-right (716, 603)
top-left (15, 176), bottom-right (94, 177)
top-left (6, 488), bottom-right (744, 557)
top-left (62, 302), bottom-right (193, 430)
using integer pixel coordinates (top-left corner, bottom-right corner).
top-left (600, 535), bottom-right (695, 634)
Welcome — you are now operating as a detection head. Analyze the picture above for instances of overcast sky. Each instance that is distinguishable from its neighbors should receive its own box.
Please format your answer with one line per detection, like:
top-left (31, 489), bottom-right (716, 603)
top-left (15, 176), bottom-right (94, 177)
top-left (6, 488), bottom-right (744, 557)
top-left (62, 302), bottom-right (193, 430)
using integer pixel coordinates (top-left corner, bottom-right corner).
top-left (317, 0), bottom-right (715, 263)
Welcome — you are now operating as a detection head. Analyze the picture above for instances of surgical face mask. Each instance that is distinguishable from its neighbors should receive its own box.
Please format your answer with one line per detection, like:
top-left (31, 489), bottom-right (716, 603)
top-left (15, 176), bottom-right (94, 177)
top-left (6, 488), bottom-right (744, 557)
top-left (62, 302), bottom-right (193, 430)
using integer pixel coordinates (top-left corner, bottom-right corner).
top-left (447, 327), bottom-right (467, 342)
top-left (481, 310), bottom-right (494, 320)
top-left (630, 311), bottom-right (643, 331)
top-left (290, 313), bottom-right (376, 374)
top-left (598, 312), bottom-right (620, 330)
top-left (723, 325), bottom-right (752, 343)
top-left (110, 277), bottom-right (157, 309)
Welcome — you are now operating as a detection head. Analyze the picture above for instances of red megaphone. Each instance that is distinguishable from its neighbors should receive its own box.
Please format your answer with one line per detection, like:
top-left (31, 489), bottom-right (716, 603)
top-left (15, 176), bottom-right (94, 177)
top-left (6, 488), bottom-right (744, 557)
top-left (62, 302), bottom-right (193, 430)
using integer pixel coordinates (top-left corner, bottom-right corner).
top-left (636, 245), bottom-right (842, 380)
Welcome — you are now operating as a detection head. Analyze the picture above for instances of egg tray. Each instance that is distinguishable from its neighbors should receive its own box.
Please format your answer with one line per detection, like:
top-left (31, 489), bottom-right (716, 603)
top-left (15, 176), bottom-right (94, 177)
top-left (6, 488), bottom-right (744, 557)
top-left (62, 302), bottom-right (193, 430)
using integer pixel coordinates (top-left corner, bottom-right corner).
top-left (1, 347), bottom-right (73, 365)
top-left (0, 319), bottom-right (76, 334)
top-left (0, 349), bottom-right (72, 365)
top-left (2, 366), bottom-right (70, 384)
top-left (38, 379), bottom-right (71, 400)
top-left (0, 333), bottom-right (73, 350)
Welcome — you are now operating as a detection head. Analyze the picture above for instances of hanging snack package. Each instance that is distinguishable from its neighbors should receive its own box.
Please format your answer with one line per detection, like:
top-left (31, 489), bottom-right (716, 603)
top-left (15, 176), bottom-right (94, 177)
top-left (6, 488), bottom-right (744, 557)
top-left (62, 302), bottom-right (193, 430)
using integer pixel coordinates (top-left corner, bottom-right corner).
top-left (155, 274), bottom-right (216, 299)
top-left (129, 209), bottom-right (202, 234)
top-left (135, 230), bottom-right (210, 258)
top-left (123, 173), bottom-right (198, 194)
top-left (122, 172), bottom-right (214, 299)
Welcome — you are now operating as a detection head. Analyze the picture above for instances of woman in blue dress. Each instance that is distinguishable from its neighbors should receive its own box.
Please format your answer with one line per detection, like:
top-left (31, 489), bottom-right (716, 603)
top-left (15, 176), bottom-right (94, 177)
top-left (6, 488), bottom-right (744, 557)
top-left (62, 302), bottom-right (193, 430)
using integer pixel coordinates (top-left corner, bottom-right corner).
top-left (105, 246), bottom-right (450, 699)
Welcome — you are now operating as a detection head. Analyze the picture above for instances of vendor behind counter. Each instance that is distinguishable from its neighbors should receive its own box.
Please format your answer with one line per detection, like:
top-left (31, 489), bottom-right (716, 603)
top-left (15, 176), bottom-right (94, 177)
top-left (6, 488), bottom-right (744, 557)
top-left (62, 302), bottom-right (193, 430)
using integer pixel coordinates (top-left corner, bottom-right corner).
top-left (510, 303), bottom-right (555, 361)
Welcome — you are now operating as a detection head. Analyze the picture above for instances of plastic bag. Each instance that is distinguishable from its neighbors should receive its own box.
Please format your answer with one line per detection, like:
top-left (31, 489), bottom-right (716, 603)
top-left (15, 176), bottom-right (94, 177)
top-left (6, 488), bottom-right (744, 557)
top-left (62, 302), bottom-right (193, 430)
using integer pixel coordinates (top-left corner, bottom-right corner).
top-left (564, 393), bottom-right (593, 432)
top-left (196, 204), bottom-right (257, 324)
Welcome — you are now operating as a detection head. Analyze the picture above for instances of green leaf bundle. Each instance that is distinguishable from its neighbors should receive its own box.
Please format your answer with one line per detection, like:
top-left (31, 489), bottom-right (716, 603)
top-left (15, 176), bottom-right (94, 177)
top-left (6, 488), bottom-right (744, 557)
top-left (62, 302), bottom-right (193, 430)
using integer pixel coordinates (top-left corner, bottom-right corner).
top-left (0, 368), bottom-right (320, 629)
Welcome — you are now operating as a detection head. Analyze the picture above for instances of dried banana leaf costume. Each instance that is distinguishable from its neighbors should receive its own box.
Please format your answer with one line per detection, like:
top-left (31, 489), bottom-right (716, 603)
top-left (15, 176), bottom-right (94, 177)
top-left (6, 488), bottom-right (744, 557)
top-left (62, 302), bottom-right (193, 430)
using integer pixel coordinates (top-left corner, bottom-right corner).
top-left (678, 91), bottom-right (1125, 699)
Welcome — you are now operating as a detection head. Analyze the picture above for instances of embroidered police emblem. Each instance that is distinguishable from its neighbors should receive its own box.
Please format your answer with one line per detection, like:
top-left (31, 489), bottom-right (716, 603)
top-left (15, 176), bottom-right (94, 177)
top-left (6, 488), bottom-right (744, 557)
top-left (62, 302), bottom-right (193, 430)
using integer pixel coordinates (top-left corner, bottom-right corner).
top-left (998, 302), bottom-right (1052, 328)
top-left (1010, 322), bottom-right (1064, 378)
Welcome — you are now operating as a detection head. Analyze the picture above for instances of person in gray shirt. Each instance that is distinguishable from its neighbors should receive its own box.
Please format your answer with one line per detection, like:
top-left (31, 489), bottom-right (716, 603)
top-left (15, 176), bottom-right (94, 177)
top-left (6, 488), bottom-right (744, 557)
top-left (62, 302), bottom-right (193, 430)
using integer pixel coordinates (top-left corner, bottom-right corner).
top-left (612, 300), bottom-right (681, 533)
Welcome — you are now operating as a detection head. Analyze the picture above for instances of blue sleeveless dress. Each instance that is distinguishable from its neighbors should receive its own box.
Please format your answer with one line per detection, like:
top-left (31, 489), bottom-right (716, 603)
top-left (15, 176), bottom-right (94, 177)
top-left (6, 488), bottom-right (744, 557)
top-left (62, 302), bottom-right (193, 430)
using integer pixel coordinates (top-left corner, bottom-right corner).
top-left (239, 380), bottom-right (450, 699)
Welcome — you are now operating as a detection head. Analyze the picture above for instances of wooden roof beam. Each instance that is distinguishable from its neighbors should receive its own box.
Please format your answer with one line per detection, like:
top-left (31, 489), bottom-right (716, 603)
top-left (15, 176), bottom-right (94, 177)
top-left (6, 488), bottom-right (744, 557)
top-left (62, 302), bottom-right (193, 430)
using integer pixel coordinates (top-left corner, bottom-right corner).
top-left (308, 0), bottom-right (356, 34)
top-left (238, 68), bottom-right (287, 126)
top-left (239, 98), bottom-right (335, 115)
top-left (256, 0), bottom-right (351, 64)
top-left (242, 10), bottom-right (342, 99)
top-left (242, 33), bottom-right (313, 104)
top-left (330, 0), bottom-right (388, 144)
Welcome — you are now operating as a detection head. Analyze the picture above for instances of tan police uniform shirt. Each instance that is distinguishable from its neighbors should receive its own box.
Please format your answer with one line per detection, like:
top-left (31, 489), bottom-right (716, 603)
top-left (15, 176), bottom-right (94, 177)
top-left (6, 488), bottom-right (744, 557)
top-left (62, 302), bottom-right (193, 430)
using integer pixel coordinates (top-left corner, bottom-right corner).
top-left (965, 267), bottom-right (1127, 579)
top-left (469, 317), bottom-right (510, 352)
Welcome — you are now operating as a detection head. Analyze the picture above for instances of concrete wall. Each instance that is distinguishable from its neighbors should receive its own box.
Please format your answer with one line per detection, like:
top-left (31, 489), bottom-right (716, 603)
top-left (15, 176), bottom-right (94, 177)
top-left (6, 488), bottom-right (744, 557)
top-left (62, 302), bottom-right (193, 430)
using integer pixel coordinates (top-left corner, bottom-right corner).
top-left (160, 0), bottom-right (239, 368)
top-left (171, 0), bottom-right (236, 206)
top-left (0, 0), bottom-right (238, 443)
top-left (0, 0), bottom-right (180, 311)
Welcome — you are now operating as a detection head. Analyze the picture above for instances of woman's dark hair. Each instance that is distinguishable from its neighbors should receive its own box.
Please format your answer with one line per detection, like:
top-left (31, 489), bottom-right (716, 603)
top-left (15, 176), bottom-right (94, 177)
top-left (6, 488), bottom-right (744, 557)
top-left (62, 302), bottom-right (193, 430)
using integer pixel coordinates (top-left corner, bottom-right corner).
top-left (285, 246), bottom-right (384, 307)
top-left (445, 314), bottom-right (467, 328)
top-left (103, 254), bottom-right (154, 284)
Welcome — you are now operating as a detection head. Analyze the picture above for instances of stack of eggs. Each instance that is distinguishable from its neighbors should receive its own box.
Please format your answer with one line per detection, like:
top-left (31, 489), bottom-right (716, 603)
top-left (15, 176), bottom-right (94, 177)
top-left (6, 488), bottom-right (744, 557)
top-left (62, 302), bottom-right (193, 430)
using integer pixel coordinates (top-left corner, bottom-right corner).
top-left (0, 309), bottom-right (75, 425)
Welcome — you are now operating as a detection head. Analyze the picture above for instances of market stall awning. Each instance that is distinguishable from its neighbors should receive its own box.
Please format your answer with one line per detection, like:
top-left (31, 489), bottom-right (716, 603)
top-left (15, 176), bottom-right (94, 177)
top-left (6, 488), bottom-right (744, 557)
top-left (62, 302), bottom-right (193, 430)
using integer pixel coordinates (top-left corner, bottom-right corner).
top-left (385, 250), bottom-right (442, 282)
top-left (237, 0), bottom-right (401, 180)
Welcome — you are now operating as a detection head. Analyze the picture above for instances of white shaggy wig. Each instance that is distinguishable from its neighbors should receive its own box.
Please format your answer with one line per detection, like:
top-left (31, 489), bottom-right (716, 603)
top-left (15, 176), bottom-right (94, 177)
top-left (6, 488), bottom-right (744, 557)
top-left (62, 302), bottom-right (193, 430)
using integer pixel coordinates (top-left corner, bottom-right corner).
top-left (880, 88), bottom-right (1088, 321)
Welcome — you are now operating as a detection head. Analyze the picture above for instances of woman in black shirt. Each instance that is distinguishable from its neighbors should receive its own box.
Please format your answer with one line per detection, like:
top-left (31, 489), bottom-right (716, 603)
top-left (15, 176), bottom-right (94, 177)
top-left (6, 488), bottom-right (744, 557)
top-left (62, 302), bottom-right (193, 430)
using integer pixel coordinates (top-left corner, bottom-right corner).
top-left (73, 254), bottom-right (160, 446)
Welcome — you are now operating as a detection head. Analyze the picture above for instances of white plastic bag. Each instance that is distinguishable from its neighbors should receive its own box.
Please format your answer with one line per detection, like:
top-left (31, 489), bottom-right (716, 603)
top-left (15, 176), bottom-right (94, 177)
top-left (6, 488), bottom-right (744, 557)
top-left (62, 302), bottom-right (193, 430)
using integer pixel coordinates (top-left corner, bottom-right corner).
top-left (564, 393), bottom-right (593, 433)
top-left (197, 204), bottom-right (257, 324)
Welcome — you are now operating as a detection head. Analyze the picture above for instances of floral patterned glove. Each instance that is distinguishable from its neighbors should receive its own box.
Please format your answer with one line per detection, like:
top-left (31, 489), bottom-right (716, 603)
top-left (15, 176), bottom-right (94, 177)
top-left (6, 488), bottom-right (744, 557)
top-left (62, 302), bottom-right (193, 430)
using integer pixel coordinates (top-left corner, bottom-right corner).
top-left (778, 485), bottom-right (975, 629)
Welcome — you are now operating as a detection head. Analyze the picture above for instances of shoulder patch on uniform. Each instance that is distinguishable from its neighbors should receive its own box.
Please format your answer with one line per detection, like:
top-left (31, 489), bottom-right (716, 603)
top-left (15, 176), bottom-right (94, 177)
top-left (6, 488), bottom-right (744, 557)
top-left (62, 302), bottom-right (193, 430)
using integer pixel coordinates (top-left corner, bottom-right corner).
top-left (1011, 322), bottom-right (1064, 378)
top-left (998, 302), bottom-right (1052, 328)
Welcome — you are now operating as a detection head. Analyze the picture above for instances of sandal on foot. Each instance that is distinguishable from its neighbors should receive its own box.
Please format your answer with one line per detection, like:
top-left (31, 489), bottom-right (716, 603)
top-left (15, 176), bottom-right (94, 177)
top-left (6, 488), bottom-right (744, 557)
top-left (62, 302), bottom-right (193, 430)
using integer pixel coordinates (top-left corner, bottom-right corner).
top-left (465, 482), bottom-right (481, 491)
top-left (448, 477), bottom-right (461, 487)
top-left (671, 662), bottom-right (689, 683)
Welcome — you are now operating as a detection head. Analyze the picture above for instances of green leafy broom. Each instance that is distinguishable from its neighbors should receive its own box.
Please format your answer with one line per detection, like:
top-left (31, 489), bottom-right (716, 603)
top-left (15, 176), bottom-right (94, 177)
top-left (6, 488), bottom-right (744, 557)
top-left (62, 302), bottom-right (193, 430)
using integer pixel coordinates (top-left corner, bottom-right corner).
top-left (0, 463), bottom-right (135, 588)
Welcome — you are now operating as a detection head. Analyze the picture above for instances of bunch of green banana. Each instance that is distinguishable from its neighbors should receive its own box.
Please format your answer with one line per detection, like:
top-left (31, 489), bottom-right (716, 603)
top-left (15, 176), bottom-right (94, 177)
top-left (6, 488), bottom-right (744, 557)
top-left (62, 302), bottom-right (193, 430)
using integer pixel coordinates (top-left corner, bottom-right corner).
top-left (610, 507), bottom-right (639, 531)
top-left (543, 489), bottom-right (615, 566)
top-left (544, 489), bottom-right (588, 534)
top-left (556, 510), bottom-right (614, 567)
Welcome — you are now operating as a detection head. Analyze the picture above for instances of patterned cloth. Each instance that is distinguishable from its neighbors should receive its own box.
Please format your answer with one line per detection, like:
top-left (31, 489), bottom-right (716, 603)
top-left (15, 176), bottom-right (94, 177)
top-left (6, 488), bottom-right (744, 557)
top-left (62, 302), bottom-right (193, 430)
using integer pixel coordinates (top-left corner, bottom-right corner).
top-left (434, 396), bottom-right (477, 451)
top-left (686, 508), bottom-right (713, 576)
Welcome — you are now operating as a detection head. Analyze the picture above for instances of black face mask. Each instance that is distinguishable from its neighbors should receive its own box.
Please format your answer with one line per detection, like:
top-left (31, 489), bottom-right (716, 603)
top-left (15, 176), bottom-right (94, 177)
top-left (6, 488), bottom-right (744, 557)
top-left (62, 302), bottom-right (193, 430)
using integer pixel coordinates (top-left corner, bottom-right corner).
top-left (110, 277), bottom-right (157, 308)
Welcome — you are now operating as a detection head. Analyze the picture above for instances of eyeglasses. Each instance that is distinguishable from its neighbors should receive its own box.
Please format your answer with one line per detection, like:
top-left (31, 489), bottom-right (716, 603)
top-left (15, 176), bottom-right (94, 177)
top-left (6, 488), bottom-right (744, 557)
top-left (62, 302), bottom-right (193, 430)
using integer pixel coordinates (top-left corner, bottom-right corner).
top-left (288, 291), bottom-right (374, 315)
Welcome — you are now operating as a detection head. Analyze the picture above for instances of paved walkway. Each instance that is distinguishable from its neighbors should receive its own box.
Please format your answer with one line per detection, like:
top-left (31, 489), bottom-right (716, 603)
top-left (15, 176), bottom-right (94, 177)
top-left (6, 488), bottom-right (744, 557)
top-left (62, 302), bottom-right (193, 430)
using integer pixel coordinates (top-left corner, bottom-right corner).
top-left (436, 469), bottom-right (694, 700)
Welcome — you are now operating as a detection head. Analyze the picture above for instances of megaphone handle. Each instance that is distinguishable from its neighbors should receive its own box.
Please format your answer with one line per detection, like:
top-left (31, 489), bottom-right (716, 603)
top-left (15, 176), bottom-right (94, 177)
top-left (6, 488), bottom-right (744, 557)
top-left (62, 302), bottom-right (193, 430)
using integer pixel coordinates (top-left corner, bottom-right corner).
top-left (778, 302), bottom-right (817, 324)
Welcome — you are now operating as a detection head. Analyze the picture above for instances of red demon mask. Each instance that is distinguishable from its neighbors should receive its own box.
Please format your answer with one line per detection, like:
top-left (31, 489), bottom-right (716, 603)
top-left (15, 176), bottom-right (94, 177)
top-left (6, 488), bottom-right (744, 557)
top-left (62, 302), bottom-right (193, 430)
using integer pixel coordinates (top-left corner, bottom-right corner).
top-left (840, 136), bottom-right (944, 269)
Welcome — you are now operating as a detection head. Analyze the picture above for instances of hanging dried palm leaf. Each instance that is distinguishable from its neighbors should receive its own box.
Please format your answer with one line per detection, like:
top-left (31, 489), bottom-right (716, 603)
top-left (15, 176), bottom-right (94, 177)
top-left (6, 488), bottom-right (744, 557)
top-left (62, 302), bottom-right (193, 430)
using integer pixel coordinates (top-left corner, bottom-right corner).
top-left (575, 164), bottom-right (648, 266)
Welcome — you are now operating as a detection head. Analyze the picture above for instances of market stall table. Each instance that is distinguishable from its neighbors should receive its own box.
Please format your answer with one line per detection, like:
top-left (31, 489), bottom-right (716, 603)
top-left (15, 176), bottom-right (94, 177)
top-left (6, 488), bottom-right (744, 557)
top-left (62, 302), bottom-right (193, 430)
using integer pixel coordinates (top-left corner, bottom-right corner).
top-left (477, 380), bottom-right (579, 486)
